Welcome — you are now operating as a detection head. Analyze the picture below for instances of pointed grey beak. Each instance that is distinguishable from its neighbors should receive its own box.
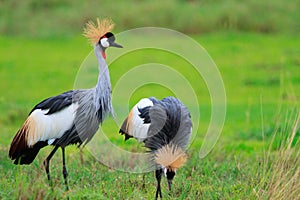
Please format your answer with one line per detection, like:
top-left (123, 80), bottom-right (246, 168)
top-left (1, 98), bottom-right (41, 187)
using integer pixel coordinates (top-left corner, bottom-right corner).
top-left (167, 179), bottom-right (172, 191)
top-left (110, 42), bottom-right (123, 48)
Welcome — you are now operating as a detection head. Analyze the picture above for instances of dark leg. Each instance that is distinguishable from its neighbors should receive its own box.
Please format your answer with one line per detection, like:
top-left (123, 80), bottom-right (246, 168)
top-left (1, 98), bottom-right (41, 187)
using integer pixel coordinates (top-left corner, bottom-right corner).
top-left (43, 146), bottom-right (59, 185)
top-left (61, 147), bottom-right (69, 191)
top-left (155, 169), bottom-right (163, 199)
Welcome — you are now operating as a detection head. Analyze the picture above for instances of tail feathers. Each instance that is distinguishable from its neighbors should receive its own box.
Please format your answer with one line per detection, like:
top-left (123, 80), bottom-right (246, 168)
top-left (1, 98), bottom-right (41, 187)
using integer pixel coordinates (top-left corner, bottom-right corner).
top-left (10, 141), bottom-right (47, 165)
top-left (9, 126), bottom-right (29, 162)
top-left (9, 124), bottom-right (47, 165)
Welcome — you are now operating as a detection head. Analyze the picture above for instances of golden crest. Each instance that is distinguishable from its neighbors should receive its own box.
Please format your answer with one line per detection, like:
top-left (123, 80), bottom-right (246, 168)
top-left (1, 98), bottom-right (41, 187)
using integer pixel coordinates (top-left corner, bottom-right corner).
top-left (155, 144), bottom-right (187, 171)
top-left (83, 18), bottom-right (114, 45)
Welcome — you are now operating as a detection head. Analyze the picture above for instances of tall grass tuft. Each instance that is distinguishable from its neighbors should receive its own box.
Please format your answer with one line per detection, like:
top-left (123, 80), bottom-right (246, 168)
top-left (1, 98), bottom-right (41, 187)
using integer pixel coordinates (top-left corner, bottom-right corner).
top-left (255, 107), bottom-right (299, 200)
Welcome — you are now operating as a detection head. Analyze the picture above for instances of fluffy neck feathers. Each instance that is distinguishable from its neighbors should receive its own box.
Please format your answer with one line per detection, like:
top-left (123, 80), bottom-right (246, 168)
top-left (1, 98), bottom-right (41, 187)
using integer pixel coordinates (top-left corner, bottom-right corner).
top-left (93, 44), bottom-right (113, 118)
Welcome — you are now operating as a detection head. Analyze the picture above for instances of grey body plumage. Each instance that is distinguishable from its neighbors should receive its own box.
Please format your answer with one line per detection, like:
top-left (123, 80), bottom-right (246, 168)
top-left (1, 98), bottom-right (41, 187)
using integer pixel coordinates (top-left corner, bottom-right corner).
top-left (26, 44), bottom-right (113, 148)
top-left (57, 44), bottom-right (114, 147)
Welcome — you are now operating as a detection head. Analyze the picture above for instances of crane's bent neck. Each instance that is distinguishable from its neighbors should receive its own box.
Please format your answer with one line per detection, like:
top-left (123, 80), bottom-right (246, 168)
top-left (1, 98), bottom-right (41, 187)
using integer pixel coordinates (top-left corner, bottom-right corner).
top-left (93, 44), bottom-right (113, 118)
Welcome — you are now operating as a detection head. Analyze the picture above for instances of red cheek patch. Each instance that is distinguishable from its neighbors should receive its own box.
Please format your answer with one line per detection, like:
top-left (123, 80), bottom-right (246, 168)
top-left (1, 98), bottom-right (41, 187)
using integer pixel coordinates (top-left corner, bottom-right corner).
top-left (102, 51), bottom-right (106, 59)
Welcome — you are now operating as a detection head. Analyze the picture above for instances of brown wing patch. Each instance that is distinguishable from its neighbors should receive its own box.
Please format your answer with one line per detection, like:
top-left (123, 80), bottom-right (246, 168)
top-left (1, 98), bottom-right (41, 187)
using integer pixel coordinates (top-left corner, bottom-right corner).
top-left (119, 109), bottom-right (134, 141)
top-left (154, 143), bottom-right (187, 171)
top-left (25, 115), bottom-right (39, 146)
top-left (83, 18), bottom-right (114, 45)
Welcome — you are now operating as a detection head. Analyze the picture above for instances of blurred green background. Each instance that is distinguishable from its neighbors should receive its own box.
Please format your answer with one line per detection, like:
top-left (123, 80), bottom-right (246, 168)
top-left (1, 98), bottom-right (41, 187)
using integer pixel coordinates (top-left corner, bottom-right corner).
top-left (1, 0), bottom-right (299, 37)
top-left (0, 0), bottom-right (299, 199)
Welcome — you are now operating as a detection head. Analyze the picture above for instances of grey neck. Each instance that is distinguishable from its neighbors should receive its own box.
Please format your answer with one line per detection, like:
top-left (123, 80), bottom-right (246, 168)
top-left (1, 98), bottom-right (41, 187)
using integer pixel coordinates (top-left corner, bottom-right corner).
top-left (94, 44), bottom-right (107, 72)
top-left (93, 44), bottom-right (113, 117)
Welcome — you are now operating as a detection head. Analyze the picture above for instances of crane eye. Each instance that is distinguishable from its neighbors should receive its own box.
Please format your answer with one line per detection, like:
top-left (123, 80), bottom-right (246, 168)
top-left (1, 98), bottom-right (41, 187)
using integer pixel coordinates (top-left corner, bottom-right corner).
top-left (100, 38), bottom-right (109, 47)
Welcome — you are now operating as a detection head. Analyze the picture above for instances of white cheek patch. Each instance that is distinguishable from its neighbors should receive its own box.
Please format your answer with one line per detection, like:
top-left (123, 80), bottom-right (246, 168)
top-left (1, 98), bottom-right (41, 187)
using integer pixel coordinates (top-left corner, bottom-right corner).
top-left (100, 38), bottom-right (109, 47)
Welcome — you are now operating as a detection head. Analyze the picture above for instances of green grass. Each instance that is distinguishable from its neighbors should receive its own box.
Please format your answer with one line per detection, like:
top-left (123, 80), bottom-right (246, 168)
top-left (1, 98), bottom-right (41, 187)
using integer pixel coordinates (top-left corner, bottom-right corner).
top-left (0, 32), bottom-right (299, 199)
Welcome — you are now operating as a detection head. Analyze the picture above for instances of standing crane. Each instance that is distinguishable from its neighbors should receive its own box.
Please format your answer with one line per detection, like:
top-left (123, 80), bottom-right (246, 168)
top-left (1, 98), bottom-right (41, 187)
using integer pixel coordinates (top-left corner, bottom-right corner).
top-left (8, 18), bottom-right (122, 190)
top-left (119, 97), bottom-right (192, 199)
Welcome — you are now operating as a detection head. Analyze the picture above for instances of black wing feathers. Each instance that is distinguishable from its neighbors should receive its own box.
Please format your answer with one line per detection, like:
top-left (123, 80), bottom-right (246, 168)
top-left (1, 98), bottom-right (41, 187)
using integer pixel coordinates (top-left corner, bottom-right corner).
top-left (144, 97), bottom-right (191, 151)
top-left (30, 90), bottom-right (74, 115)
top-left (138, 106), bottom-right (152, 124)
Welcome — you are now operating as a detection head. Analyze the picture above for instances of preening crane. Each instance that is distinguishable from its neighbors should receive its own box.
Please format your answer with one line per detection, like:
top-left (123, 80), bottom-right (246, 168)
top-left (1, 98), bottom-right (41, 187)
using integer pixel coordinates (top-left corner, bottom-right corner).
top-left (120, 96), bottom-right (192, 199)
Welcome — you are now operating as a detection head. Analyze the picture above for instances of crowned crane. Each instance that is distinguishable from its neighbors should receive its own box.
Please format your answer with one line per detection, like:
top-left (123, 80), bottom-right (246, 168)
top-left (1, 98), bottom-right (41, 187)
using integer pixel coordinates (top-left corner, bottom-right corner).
top-left (8, 18), bottom-right (122, 190)
top-left (119, 97), bottom-right (192, 199)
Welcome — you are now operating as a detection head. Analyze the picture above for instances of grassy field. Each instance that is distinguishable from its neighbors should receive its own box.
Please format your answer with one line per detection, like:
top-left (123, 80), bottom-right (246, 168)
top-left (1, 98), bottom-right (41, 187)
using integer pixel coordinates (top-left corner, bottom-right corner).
top-left (0, 31), bottom-right (299, 199)
top-left (1, 1), bottom-right (299, 199)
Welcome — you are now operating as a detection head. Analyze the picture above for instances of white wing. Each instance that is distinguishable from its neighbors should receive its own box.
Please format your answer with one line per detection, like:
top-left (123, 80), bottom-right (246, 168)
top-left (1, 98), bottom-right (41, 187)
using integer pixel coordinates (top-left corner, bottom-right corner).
top-left (121, 98), bottom-right (153, 142)
top-left (26, 103), bottom-right (79, 146)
